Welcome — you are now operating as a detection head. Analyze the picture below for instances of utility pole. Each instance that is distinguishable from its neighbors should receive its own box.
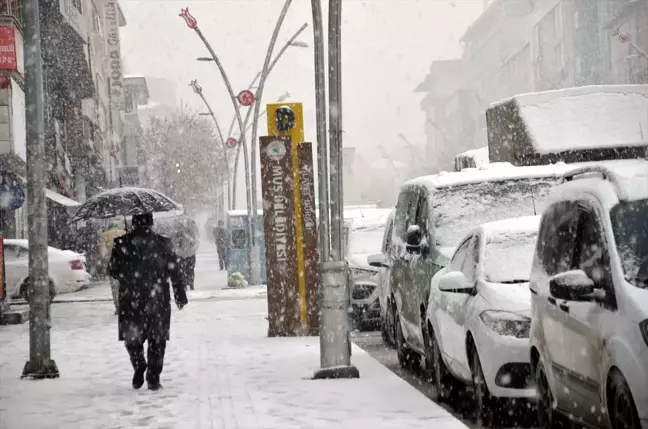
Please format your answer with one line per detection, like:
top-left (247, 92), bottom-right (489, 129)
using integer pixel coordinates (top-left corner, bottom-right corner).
top-left (313, 0), bottom-right (358, 380)
top-left (21, 0), bottom-right (58, 379)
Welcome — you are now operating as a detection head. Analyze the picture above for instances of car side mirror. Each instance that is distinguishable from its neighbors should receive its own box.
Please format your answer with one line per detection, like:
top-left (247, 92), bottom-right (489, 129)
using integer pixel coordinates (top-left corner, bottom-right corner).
top-left (406, 225), bottom-right (423, 254)
top-left (367, 253), bottom-right (387, 268)
top-left (438, 271), bottom-right (474, 294)
top-left (549, 270), bottom-right (596, 301)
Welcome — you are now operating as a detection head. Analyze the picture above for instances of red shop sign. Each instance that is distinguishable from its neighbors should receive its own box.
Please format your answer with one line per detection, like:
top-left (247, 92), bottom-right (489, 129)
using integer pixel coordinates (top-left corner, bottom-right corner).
top-left (0, 27), bottom-right (17, 72)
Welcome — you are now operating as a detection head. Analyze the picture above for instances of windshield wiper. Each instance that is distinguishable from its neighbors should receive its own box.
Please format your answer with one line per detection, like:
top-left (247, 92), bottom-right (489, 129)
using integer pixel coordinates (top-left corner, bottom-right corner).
top-left (498, 280), bottom-right (529, 284)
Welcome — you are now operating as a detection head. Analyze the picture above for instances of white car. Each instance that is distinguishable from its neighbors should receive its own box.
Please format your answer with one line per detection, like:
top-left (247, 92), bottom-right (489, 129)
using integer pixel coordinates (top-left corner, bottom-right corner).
top-left (530, 161), bottom-right (648, 429)
top-left (4, 239), bottom-right (91, 300)
top-left (425, 216), bottom-right (540, 425)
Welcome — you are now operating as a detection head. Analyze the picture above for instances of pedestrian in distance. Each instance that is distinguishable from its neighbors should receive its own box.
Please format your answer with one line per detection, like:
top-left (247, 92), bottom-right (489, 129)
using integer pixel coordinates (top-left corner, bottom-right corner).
top-left (212, 220), bottom-right (231, 271)
top-left (108, 213), bottom-right (188, 391)
top-left (99, 222), bottom-right (126, 315)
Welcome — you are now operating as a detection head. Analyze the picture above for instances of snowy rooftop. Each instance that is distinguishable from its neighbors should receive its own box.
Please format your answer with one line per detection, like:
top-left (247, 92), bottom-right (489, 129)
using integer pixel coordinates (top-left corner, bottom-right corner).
top-left (492, 85), bottom-right (648, 154)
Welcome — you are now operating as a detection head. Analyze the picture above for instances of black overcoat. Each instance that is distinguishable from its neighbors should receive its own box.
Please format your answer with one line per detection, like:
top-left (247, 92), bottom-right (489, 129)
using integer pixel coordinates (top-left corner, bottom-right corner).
top-left (108, 227), bottom-right (188, 341)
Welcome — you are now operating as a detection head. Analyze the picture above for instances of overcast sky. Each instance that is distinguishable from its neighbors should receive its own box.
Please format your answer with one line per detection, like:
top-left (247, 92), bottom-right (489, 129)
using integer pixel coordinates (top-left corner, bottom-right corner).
top-left (120, 0), bottom-right (483, 205)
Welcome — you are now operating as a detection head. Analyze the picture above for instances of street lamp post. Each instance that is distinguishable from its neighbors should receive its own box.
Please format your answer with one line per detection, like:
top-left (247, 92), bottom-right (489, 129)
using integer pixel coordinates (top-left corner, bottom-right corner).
top-left (248, 0), bottom-right (295, 285)
top-left (312, 0), bottom-right (359, 380)
top-left (179, 7), bottom-right (254, 279)
top-left (189, 79), bottom-right (231, 210)
top-left (226, 23), bottom-right (308, 210)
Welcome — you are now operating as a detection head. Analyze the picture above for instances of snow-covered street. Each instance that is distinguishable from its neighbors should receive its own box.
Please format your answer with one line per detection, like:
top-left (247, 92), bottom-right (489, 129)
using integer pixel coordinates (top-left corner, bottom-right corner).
top-left (0, 248), bottom-right (467, 429)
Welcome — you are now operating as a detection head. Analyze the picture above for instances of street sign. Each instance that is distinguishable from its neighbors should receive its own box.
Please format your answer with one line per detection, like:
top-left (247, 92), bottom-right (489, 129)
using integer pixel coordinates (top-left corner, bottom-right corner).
top-left (237, 90), bottom-right (255, 107)
top-left (298, 142), bottom-right (319, 334)
top-left (260, 136), bottom-right (298, 337)
top-left (226, 137), bottom-right (238, 148)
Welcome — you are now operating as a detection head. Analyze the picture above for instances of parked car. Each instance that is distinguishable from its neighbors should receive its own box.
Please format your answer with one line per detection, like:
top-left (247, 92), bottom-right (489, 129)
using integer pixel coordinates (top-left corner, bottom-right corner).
top-left (425, 216), bottom-right (539, 425)
top-left (345, 215), bottom-right (391, 330)
top-left (530, 161), bottom-right (648, 429)
top-left (4, 239), bottom-right (91, 300)
top-left (390, 163), bottom-right (572, 372)
top-left (368, 210), bottom-right (396, 346)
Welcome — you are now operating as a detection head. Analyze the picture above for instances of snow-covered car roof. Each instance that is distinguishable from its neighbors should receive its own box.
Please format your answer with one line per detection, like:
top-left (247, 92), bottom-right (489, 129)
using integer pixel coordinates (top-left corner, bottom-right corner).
top-left (404, 162), bottom-right (572, 190)
top-left (404, 158), bottom-right (648, 192)
top-left (491, 85), bottom-right (648, 154)
top-left (4, 239), bottom-right (81, 256)
top-left (475, 215), bottom-right (541, 238)
top-left (559, 158), bottom-right (648, 203)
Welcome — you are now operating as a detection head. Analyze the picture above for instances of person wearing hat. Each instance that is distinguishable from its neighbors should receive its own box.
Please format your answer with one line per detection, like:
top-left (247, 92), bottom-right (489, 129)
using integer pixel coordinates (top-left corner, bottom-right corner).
top-left (100, 221), bottom-right (126, 315)
top-left (108, 213), bottom-right (188, 391)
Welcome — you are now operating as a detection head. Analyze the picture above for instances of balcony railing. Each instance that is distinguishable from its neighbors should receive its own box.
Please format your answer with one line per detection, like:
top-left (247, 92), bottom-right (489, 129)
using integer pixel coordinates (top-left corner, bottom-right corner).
top-left (0, 0), bottom-right (21, 25)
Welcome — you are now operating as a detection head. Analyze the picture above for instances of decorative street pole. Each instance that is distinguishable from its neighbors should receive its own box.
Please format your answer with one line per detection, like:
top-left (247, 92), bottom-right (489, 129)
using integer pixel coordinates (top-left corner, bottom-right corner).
top-left (248, 0), bottom-right (294, 286)
top-left (227, 23), bottom-right (308, 210)
top-left (189, 79), bottom-right (231, 210)
top-left (179, 7), bottom-right (254, 280)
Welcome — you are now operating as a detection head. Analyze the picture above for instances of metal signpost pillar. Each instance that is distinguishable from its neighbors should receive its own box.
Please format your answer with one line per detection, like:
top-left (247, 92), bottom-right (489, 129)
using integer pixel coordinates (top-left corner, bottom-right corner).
top-left (21, 0), bottom-right (58, 379)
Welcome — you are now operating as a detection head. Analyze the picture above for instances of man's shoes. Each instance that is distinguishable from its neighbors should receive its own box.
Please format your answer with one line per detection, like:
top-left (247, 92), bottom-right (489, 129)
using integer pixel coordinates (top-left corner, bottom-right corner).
top-left (147, 382), bottom-right (163, 391)
top-left (132, 364), bottom-right (147, 390)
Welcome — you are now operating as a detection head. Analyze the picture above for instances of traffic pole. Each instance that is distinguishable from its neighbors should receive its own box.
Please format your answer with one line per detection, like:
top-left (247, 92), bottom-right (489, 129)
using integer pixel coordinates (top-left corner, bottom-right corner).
top-left (313, 0), bottom-right (358, 380)
top-left (21, 0), bottom-right (58, 379)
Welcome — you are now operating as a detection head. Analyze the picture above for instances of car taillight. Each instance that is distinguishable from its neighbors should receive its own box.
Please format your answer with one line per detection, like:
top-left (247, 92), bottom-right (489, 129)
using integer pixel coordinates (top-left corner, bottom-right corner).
top-left (69, 260), bottom-right (84, 270)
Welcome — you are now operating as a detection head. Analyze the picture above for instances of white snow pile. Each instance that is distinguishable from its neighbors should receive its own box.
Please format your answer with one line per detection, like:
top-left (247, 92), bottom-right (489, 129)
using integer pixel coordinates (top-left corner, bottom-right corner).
top-left (497, 85), bottom-right (648, 154)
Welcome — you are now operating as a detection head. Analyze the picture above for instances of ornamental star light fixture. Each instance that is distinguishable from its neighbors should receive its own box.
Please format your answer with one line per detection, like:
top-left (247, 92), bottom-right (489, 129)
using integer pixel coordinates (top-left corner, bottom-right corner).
top-left (179, 8), bottom-right (197, 29)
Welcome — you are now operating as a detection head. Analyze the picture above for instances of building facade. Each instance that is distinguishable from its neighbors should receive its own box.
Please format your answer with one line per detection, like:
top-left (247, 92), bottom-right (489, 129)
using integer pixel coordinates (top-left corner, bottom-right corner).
top-left (417, 0), bottom-right (648, 172)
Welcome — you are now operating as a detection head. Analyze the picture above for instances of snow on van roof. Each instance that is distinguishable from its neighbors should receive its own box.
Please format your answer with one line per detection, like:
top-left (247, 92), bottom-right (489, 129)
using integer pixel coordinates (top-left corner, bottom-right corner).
top-left (478, 215), bottom-right (541, 236)
top-left (405, 162), bottom-right (572, 189)
top-left (561, 158), bottom-right (648, 202)
top-left (492, 85), bottom-right (648, 154)
top-left (406, 158), bottom-right (648, 191)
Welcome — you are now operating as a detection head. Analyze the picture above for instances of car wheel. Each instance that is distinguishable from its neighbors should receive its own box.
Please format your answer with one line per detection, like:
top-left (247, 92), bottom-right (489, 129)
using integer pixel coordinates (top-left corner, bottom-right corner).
top-left (609, 371), bottom-right (640, 429)
top-left (536, 360), bottom-right (564, 429)
top-left (421, 320), bottom-right (435, 382)
top-left (429, 324), bottom-right (456, 402)
top-left (380, 311), bottom-right (390, 344)
top-left (471, 347), bottom-right (497, 427)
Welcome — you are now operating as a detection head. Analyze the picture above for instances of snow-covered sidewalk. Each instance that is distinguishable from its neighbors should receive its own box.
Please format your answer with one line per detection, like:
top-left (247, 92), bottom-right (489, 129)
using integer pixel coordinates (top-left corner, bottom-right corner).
top-left (0, 299), bottom-right (466, 429)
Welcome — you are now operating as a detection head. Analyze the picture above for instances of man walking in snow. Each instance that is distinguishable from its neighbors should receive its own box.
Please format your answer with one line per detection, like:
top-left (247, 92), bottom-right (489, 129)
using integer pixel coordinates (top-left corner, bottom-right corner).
top-left (213, 220), bottom-right (231, 270)
top-left (108, 213), bottom-right (188, 391)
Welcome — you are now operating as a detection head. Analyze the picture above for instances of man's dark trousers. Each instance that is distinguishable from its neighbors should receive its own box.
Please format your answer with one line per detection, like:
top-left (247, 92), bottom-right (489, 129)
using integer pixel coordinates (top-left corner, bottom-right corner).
top-left (125, 335), bottom-right (167, 385)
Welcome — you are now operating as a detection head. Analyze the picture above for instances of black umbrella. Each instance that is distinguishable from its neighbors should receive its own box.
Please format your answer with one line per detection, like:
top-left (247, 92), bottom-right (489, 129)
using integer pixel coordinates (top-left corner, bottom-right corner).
top-left (72, 187), bottom-right (182, 221)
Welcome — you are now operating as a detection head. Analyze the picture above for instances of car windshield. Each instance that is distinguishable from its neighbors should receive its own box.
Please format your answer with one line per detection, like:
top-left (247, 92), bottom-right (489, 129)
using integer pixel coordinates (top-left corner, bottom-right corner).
top-left (349, 225), bottom-right (385, 255)
top-left (433, 178), bottom-right (556, 246)
top-left (483, 230), bottom-right (538, 283)
top-left (610, 199), bottom-right (648, 288)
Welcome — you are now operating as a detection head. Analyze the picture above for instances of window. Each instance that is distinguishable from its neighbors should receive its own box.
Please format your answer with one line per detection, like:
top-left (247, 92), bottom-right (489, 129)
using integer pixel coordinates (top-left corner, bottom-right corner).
top-left (461, 236), bottom-right (479, 281)
top-left (4, 244), bottom-right (24, 260)
top-left (448, 237), bottom-right (471, 272)
top-left (574, 208), bottom-right (610, 288)
top-left (231, 229), bottom-right (246, 249)
top-left (382, 217), bottom-right (394, 254)
top-left (537, 201), bottom-right (581, 276)
top-left (72, 0), bottom-right (82, 14)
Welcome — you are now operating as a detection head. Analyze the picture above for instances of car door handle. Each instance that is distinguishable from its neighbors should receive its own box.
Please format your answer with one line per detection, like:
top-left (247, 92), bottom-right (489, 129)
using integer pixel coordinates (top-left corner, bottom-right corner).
top-left (548, 297), bottom-right (557, 306)
top-left (559, 303), bottom-right (570, 313)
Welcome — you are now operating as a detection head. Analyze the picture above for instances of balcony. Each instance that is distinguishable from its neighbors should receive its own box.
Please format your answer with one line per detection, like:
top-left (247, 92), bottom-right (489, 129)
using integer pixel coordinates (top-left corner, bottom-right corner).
top-left (0, 0), bottom-right (21, 26)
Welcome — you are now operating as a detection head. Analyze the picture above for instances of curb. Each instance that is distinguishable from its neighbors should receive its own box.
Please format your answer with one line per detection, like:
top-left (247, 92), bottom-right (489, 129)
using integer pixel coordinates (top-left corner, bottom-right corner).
top-left (9, 294), bottom-right (267, 306)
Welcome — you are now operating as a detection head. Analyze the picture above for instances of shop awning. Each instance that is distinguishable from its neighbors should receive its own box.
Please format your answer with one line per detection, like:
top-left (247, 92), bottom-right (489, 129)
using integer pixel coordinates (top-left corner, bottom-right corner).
top-left (45, 189), bottom-right (80, 207)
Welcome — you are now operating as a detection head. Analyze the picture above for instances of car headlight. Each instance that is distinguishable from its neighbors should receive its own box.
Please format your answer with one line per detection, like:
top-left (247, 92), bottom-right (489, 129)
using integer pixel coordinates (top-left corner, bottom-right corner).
top-left (480, 310), bottom-right (531, 338)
